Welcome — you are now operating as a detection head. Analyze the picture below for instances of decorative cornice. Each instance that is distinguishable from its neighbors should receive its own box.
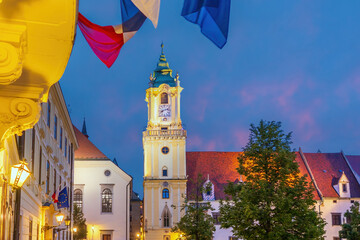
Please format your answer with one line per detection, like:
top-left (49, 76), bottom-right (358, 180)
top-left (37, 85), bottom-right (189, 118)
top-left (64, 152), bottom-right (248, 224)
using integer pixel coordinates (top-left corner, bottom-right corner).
top-left (0, 22), bottom-right (27, 85)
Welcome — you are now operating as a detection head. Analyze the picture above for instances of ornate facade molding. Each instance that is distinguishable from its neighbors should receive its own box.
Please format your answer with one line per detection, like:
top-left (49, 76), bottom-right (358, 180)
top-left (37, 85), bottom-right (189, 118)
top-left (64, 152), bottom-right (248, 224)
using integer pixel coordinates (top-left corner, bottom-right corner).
top-left (0, 97), bottom-right (40, 150)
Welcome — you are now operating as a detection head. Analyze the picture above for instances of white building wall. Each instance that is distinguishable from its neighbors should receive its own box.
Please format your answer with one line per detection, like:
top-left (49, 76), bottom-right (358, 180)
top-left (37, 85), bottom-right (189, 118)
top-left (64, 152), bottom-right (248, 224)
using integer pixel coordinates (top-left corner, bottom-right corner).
top-left (316, 198), bottom-right (360, 240)
top-left (74, 160), bottom-right (132, 240)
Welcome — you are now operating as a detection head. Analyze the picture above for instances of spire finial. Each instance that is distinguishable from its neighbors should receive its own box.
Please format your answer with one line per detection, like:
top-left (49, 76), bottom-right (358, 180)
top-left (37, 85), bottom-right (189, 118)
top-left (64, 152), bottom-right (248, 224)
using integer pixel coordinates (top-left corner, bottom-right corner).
top-left (82, 117), bottom-right (89, 138)
top-left (161, 42), bottom-right (164, 54)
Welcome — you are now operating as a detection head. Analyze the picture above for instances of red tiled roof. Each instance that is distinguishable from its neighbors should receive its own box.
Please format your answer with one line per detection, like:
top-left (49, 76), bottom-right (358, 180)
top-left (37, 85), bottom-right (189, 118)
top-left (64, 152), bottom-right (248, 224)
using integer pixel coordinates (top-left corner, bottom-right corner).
top-left (302, 153), bottom-right (360, 198)
top-left (73, 126), bottom-right (109, 160)
top-left (186, 152), bottom-right (318, 200)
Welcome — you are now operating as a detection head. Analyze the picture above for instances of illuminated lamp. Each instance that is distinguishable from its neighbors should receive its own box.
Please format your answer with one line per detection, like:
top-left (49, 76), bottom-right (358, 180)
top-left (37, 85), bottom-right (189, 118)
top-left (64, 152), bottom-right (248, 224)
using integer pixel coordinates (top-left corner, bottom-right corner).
top-left (55, 212), bottom-right (65, 225)
top-left (73, 227), bottom-right (77, 232)
top-left (65, 216), bottom-right (71, 226)
top-left (10, 160), bottom-right (31, 188)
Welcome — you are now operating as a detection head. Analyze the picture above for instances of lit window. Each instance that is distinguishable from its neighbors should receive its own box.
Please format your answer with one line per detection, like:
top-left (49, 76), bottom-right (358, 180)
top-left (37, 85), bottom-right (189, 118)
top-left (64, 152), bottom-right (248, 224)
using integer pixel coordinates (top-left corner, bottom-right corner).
top-left (74, 189), bottom-right (83, 212)
top-left (161, 92), bottom-right (168, 104)
top-left (162, 189), bottom-right (169, 199)
top-left (102, 188), bottom-right (112, 213)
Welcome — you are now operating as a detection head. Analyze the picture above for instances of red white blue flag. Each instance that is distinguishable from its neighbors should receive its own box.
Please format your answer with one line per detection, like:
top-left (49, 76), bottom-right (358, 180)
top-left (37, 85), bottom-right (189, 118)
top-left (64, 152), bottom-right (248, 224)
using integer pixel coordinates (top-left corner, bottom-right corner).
top-left (78, 0), bottom-right (147, 68)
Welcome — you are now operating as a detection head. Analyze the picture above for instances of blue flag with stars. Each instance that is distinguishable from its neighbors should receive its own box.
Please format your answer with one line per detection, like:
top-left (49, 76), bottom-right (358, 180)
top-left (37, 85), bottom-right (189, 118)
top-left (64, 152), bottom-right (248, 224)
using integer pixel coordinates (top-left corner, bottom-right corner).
top-left (57, 187), bottom-right (69, 209)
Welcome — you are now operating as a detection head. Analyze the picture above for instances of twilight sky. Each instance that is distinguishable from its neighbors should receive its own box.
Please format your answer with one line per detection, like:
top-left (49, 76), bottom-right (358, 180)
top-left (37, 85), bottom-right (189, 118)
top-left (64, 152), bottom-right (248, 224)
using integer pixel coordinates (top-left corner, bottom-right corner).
top-left (61, 0), bottom-right (360, 194)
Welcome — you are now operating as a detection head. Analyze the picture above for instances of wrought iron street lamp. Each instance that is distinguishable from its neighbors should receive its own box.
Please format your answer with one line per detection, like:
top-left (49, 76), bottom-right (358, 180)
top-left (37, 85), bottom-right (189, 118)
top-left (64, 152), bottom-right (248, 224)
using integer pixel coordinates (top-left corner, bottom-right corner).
top-left (42, 212), bottom-right (65, 231)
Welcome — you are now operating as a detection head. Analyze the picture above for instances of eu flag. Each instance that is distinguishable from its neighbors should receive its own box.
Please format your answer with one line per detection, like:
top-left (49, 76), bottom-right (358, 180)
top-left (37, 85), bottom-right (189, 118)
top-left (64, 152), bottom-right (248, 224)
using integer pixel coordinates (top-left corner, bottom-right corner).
top-left (57, 187), bottom-right (69, 209)
top-left (181, 0), bottom-right (231, 49)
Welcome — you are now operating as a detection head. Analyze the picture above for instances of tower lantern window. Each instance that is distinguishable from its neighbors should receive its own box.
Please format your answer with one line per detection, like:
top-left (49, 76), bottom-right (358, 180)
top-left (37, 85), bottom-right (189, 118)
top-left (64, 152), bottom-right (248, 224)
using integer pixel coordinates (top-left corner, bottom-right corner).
top-left (161, 93), bottom-right (168, 104)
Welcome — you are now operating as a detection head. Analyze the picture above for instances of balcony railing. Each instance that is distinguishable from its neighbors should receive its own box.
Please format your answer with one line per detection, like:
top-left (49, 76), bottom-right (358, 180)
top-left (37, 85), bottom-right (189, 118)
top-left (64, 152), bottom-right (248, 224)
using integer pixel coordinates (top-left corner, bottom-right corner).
top-left (143, 129), bottom-right (187, 137)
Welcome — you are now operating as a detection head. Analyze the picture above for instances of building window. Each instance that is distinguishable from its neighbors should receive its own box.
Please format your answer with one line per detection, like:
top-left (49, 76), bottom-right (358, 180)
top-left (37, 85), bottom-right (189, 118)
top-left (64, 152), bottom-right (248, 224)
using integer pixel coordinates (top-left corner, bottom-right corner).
top-left (343, 183), bottom-right (347, 192)
top-left (163, 236), bottom-right (170, 240)
top-left (29, 220), bottom-right (33, 240)
top-left (161, 146), bottom-right (169, 154)
top-left (212, 212), bottom-right (220, 225)
top-left (163, 208), bottom-right (170, 228)
top-left (54, 115), bottom-right (58, 139)
top-left (162, 167), bottom-right (168, 177)
top-left (38, 146), bottom-right (42, 185)
top-left (53, 169), bottom-right (57, 192)
top-left (332, 213), bottom-right (341, 225)
top-left (64, 137), bottom-right (67, 157)
top-left (162, 189), bottom-right (169, 199)
top-left (31, 128), bottom-right (36, 173)
top-left (333, 238), bottom-right (340, 240)
top-left (102, 234), bottom-right (111, 240)
top-left (60, 127), bottom-right (63, 149)
top-left (46, 160), bottom-right (50, 194)
top-left (102, 188), bottom-right (112, 213)
top-left (47, 101), bottom-right (51, 127)
top-left (17, 132), bottom-right (25, 160)
top-left (161, 92), bottom-right (168, 104)
top-left (74, 189), bottom-right (83, 212)
top-left (68, 144), bottom-right (70, 163)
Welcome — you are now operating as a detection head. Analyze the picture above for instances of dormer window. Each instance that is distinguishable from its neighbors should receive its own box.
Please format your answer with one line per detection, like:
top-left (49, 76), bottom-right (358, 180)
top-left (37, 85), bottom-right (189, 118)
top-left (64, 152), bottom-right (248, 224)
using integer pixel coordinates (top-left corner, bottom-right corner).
top-left (161, 92), bottom-right (168, 104)
top-left (343, 183), bottom-right (347, 192)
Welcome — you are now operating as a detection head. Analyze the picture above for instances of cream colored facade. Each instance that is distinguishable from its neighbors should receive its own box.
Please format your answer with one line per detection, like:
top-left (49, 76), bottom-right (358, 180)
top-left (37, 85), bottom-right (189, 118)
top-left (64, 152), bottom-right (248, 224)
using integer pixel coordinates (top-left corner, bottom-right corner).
top-left (143, 48), bottom-right (187, 240)
top-left (0, 83), bottom-right (78, 240)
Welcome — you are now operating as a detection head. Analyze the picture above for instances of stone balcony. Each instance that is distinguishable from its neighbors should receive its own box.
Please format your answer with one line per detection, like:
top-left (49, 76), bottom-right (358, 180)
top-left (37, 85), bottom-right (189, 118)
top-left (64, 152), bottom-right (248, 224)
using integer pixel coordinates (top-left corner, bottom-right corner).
top-left (143, 129), bottom-right (187, 138)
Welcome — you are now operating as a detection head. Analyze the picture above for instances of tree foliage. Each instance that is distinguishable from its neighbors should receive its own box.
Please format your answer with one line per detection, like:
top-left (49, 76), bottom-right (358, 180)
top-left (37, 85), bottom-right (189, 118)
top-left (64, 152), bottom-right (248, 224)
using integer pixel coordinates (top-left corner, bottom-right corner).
top-left (339, 201), bottom-right (360, 240)
top-left (219, 120), bottom-right (326, 240)
top-left (73, 204), bottom-right (87, 240)
top-left (172, 174), bottom-right (216, 240)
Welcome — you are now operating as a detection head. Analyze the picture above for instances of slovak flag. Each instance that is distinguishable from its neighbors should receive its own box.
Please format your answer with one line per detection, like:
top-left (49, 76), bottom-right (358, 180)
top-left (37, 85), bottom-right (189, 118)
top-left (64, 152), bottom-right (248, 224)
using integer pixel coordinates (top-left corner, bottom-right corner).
top-left (78, 0), bottom-right (147, 68)
top-left (52, 187), bottom-right (59, 203)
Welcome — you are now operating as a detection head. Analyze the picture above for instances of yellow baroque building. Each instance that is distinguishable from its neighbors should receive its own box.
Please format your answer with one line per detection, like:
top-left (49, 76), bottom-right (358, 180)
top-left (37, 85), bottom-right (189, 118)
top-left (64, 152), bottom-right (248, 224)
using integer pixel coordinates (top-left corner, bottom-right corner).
top-left (143, 45), bottom-right (187, 240)
top-left (0, 0), bottom-right (77, 239)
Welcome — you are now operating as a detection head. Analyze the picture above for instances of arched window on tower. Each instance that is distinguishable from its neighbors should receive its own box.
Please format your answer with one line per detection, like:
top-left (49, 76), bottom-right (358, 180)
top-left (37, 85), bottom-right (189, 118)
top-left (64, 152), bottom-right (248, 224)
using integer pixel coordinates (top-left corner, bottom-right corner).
top-left (162, 188), bottom-right (169, 199)
top-left (161, 92), bottom-right (168, 104)
top-left (162, 206), bottom-right (172, 228)
top-left (162, 166), bottom-right (168, 177)
top-left (74, 189), bottom-right (83, 212)
top-left (102, 188), bottom-right (112, 213)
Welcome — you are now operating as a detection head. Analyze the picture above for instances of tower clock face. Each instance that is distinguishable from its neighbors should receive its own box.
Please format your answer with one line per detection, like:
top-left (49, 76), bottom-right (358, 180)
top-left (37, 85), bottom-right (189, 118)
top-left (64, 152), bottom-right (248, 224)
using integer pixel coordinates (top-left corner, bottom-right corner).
top-left (159, 105), bottom-right (171, 117)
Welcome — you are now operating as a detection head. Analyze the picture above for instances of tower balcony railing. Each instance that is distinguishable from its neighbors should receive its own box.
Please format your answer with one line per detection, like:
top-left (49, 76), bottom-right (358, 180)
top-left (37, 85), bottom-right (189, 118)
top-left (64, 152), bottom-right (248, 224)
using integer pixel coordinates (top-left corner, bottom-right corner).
top-left (143, 129), bottom-right (187, 137)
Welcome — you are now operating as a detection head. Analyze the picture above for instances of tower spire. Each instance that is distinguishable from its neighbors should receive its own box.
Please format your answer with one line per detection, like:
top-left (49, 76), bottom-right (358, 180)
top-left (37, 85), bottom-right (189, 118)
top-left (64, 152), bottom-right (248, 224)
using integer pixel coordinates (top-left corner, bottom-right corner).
top-left (82, 117), bottom-right (89, 138)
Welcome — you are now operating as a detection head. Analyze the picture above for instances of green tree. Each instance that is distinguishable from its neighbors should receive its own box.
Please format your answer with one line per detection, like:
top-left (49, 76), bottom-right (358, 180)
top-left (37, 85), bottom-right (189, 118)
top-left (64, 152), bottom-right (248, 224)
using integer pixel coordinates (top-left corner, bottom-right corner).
top-left (220, 120), bottom-right (326, 240)
top-left (172, 174), bottom-right (216, 240)
top-left (73, 204), bottom-right (87, 240)
top-left (339, 201), bottom-right (360, 240)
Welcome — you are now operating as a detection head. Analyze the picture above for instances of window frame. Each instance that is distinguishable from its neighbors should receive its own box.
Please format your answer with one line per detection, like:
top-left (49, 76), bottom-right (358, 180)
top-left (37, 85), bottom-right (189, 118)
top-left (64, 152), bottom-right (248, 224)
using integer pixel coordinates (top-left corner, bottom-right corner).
top-left (101, 188), bottom-right (113, 213)
top-left (161, 92), bottom-right (168, 104)
top-left (74, 189), bottom-right (83, 212)
top-left (332, 213), bottom-right (341, 226)
top-left (162, 188), bottom-right (169, 199)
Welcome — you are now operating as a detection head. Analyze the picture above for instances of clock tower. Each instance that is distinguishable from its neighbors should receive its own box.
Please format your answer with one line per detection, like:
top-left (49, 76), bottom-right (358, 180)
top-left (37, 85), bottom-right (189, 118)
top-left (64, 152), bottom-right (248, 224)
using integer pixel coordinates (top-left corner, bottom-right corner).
top-left (143, 44), bottom-right (187, 240)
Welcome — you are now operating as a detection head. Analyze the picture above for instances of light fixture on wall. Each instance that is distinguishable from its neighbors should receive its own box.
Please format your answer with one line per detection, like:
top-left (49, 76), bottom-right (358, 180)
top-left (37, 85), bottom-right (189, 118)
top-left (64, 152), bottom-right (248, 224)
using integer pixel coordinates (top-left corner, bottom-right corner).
top-left (9, 160), bottom-right (31, 189)
top-left (42, 212), bottom-right (65, 231)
